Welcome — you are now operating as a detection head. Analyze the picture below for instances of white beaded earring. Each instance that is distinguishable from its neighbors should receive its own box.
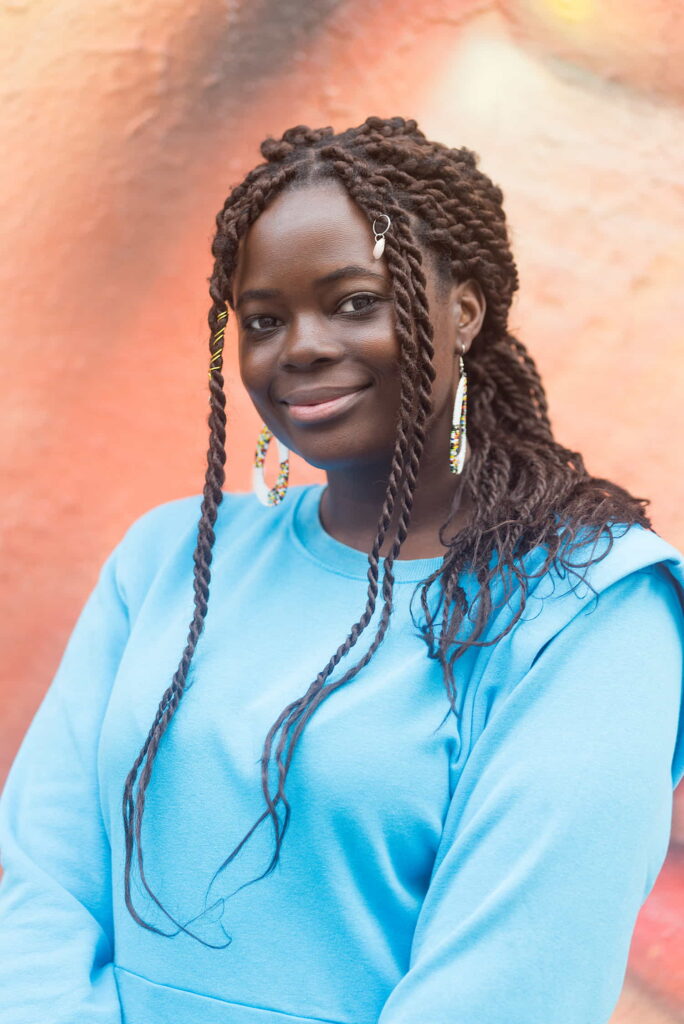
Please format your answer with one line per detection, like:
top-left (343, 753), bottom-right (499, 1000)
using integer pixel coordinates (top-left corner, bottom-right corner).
top-left (449, 353), bottom-right (468, 475)
top-left (253, 425), bottom-right (290, 506)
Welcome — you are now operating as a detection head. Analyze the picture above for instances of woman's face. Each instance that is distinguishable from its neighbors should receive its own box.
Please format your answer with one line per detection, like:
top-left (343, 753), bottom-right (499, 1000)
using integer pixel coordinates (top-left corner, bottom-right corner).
top-left (232, 177), bottom-right (479, 473)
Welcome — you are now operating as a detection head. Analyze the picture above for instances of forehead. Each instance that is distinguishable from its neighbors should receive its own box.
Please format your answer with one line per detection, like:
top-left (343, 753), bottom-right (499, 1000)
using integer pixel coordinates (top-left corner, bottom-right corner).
top-left (233, 179), bottom-right (379, 286)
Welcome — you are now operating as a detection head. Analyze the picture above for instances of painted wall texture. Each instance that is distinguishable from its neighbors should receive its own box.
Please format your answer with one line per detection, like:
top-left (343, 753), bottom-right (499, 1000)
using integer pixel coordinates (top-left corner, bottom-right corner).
top-left (1, 1), bottom-right (683, 1019)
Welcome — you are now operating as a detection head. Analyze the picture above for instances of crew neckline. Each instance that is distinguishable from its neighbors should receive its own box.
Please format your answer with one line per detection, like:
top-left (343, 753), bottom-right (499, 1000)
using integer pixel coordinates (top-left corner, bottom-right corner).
top-left (290, 483), bottom-right (446, 583)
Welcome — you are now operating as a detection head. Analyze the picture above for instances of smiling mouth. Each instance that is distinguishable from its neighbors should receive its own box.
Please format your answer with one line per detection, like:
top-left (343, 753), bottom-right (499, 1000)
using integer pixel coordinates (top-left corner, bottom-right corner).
top-left (284, 384), bottom-right (371, 423)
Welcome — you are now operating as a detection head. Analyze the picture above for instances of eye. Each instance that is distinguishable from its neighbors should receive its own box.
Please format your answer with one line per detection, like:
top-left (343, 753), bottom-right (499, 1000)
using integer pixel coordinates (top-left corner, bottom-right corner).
top-left (241, 292), bottom-right (383, 335)
top-left (242, 314), bottom-right (281, 333)
top-left (337, 292), bottom-right (381, 315)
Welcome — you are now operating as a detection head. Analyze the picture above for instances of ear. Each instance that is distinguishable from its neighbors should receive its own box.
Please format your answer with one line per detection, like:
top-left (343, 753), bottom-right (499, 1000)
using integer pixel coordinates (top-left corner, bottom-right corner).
top-left (451, 279), bottom-right (486, 355)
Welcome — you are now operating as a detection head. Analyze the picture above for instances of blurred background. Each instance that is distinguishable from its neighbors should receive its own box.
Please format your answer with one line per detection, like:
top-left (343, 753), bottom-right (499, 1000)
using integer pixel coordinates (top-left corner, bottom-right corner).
top-left (1, 0), bottom-right (683, 1018)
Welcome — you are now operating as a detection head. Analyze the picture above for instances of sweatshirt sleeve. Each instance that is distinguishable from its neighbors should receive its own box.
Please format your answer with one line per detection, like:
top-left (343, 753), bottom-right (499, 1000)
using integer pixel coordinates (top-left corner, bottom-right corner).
top-left (0, 542), bottom-right (129, 1024)
top-left (377, 564), bottom-right (684, 1024)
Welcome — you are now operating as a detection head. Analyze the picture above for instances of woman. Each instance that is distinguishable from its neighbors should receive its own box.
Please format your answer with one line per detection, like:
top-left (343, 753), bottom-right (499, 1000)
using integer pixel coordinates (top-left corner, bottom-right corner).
top-left (1, 115), bottom-right (683, 1024)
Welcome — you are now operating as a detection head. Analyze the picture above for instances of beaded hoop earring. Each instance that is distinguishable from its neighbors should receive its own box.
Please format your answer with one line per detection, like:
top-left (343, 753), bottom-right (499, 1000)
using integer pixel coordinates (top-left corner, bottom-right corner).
top-left (449, 354), bottom-right (468, 474)
top-left (253, 425), bottom-right (290, 506)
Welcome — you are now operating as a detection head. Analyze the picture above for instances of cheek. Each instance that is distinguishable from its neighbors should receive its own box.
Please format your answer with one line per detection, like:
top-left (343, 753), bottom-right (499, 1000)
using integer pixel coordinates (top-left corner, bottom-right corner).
top-left (238, 341), bottom-right (271, 394)
top-left (357, 317), bottom-right (401, 382)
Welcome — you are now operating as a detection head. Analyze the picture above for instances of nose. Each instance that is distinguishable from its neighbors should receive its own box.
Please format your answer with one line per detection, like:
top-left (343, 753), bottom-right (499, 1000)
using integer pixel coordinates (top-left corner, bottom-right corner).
top-left (278, 312), bottom-right (345, 370)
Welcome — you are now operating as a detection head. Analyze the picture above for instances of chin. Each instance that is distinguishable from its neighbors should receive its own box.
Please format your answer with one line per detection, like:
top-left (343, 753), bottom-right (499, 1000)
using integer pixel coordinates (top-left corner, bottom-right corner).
top-left (295, 443), bottom-right (395, 476)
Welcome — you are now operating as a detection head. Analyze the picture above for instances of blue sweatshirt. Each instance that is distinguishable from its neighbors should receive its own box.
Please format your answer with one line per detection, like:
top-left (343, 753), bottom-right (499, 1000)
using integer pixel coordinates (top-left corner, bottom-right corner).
top-left (1, 482), bottom-right (683, 1024)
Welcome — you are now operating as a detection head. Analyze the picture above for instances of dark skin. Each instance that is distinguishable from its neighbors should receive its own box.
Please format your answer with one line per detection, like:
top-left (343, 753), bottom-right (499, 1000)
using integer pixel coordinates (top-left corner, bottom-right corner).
top-left (232, 179), bottom-right (486, 559)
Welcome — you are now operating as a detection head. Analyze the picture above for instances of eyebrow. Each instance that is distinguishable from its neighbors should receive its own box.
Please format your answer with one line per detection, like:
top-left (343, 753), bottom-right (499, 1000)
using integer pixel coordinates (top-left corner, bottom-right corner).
top-left (235, 264), bottom-right (387, 311)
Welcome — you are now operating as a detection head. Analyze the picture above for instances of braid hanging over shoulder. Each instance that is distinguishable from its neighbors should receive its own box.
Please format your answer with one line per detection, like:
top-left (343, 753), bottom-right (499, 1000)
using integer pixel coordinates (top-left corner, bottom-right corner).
top-left (121, 115), bottom-right (652, 945)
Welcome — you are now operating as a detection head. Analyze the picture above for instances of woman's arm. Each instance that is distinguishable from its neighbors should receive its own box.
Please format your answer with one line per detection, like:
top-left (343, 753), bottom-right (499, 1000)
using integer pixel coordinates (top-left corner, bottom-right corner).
top-left (0, 543), bottom-right (129, 1024)
top-left (377, 565), bottom-right (684, 1024)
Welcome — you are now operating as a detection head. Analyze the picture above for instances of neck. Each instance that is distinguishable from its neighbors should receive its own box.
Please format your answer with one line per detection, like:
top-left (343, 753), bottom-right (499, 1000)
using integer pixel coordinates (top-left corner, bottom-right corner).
top-left (319, 439), bottom-right (472, 560)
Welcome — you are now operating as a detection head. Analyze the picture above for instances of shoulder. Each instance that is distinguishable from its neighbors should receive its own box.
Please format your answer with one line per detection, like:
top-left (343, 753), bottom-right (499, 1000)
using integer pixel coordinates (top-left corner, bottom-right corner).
top-left (463, 522), bottom-right (684, 786)
top-left (115, 488), bottom-right (254, 552)
top-left (479, 520), bottom-right (684, 696)
top-left (116, 484), bottom-right (311, 547)
top-left (517, 521), bottom-right (684, 631)
top-left (531, 523), bottom-right (684, 788)
top-left (560, 520), bottom-right (684, 596)
top-left (108, 485), bottom-right (312, 605)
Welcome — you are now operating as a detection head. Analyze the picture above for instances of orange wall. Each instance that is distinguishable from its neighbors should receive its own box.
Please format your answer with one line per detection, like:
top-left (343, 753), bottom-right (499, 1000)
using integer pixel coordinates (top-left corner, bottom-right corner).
top-left (2, 2), bottom-right (683, 1017)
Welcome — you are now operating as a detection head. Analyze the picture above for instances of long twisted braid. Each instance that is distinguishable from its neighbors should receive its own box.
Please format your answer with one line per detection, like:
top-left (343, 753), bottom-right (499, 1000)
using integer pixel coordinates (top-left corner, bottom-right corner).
top-left (122, 115), bottom-right (652, 944)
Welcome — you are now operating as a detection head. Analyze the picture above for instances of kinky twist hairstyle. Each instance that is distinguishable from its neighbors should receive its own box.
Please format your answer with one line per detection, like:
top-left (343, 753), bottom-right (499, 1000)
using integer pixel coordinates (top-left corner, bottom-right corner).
top-left (122, 115), bottom-right (652, 945)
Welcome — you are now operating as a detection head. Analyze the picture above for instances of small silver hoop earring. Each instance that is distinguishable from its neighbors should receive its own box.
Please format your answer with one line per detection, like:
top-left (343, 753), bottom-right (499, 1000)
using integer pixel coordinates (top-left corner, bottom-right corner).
top-left (372, 214), bottom-right (391, 259)
top-left (252, 425), bottom-right (290, 506)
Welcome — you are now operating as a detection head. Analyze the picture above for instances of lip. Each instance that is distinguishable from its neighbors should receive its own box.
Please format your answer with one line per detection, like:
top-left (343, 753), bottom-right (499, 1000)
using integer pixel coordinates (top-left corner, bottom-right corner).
top-left (280, 384), bottom-right (370, 405)
top-left (284, 384), bottom-right (371, 423)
